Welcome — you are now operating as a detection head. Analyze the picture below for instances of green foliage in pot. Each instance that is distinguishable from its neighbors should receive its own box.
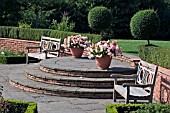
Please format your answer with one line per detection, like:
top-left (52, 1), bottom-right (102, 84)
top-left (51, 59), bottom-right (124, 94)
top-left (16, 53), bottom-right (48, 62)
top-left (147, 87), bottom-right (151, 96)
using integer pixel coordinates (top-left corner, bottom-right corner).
top-left (130, 9), bottom-right (160, 45)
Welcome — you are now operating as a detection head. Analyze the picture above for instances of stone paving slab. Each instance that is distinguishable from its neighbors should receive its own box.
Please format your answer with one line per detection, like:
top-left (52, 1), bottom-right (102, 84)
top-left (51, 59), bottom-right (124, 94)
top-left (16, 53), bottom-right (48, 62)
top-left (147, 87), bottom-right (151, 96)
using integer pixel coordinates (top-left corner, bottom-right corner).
top-left (40, 57), bottom-right (135, 72)
top-left (0, 60), bottom-right (131, 112)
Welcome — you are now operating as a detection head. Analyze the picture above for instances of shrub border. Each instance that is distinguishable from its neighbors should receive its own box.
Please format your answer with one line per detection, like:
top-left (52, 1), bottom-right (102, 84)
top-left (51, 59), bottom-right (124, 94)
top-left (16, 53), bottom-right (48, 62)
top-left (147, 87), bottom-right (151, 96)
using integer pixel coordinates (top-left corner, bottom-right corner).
top-left (106, 104), bottom-right (144, 113)
top-left (0, 56), bottom-right (26, 64)
top-left (5, 99), bottom-right (37, 113)
top-left (138, 45), bottom-right (170, 69)
top-left (0, 26), bottom-right (102, 44)
top-left (106, 103), bottom-right (170, 113)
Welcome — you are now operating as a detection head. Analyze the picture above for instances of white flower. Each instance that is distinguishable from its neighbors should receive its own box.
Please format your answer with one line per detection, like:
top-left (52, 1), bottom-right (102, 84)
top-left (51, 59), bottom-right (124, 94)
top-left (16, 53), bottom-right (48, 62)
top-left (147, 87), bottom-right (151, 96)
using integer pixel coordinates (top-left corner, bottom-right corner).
top-left (96, 54), bottom-right (103, 58)
top-left (67, 37), bottom-right (70, 47)
top-left (107, 52), bottom-right (112, 56)
top-left (97, 42), bottom-right (101, 46)
top-left (99, 45), bottom-right (103, 52)
top-left (89, 48), bottom-right (94, 52)
top-left (81, 36), bottom-right (88, 40)
top-left (1, 52), bottom-right (4, 55)
top-left (102, 44), bottom-right (108, 50)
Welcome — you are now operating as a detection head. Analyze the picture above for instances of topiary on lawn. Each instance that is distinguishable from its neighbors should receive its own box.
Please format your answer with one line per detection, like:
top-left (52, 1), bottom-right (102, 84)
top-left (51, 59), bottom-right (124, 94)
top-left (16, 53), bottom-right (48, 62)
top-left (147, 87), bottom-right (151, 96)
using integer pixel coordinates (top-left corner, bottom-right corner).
top-left (88, 6), bottom-right (112, 39)
top-left (130, 9), bottom-right (160, 45)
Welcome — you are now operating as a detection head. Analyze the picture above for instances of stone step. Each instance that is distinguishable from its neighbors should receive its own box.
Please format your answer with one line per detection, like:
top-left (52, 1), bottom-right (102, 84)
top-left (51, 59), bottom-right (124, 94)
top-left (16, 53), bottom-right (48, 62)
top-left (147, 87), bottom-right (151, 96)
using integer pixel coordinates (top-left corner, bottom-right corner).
top-left (24, 65), bottom-right (115, 88)
top-left (9, 70), bottom-right (113, 99)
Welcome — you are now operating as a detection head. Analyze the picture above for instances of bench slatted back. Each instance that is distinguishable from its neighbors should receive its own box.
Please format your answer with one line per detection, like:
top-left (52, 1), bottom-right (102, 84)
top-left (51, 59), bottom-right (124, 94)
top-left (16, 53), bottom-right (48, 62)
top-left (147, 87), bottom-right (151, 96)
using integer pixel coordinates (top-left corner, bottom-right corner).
top-left (40, 36), bottom-right (61, 51)
top-left (136, 60), bottom-right (158, 93)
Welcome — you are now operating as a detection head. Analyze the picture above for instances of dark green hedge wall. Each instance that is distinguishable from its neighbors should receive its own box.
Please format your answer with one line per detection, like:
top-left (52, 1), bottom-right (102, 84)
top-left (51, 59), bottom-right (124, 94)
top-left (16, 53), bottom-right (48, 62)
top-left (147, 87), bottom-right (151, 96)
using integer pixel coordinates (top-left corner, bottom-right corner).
top-left (0, 26), bottom-right (102, 43)
top-left (139, 45), bottom-right (170, 69)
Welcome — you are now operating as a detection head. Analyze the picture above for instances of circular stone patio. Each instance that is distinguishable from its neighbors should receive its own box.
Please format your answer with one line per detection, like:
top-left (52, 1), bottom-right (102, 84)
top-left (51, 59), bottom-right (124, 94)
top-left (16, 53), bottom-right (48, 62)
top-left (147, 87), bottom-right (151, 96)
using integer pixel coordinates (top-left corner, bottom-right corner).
top-left (40, 56), bottom-right (135, 73)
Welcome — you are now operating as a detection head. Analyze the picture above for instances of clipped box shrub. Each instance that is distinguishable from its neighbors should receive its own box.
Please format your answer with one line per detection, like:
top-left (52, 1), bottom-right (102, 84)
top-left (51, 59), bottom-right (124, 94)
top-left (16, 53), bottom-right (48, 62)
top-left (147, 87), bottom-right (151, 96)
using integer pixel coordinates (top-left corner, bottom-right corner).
top-left (2, 99), bottom-right (37, 113)
top-left (130, 9), bottom-right (160, 45)
top-left (0, 26), bottom-right (102, 44)
top-left (0, 50), bottom-right (25, 64)
top-left (88, 6), bottom-right (112, 31)
top-left (106, 103), bottom-right (170, 113)
top-left (0, 56), bottom-right (26, 64)
top-left (139, 45), bottom-right (170, 69)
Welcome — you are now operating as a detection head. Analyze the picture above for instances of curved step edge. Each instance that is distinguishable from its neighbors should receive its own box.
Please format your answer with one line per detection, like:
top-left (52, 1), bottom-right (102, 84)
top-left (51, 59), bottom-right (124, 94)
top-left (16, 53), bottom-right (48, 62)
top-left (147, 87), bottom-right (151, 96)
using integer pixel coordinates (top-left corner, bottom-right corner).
top-left (39, 65), bottom-right (135, 78)
top-left (25, 70), bottom-right (115, 88)
top-left (9, 80), bottom-right (113, 99)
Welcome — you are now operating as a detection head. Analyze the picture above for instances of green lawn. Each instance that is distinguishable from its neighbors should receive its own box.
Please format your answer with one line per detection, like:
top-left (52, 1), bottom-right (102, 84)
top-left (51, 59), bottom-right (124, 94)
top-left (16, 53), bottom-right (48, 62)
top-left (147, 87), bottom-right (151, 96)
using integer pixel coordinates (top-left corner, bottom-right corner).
top-left (116, 40), bottom-right (170, 56)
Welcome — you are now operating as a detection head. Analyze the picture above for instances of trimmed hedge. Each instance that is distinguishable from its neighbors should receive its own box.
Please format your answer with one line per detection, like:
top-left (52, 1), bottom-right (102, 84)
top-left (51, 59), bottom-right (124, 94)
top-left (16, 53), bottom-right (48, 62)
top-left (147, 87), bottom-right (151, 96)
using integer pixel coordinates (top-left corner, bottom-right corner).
top-left (106, 104), bottom-right (144, 113)
top-left (0, 26), bottom-right (102, 43)
top-left (4, 99), bottom-right (37, 113)
top-left (139, 45), bottom-right (170, 69)
top-left (106, 103), bottom-right (170, 113)
top-left (0, 56), bottom-right (26, 64)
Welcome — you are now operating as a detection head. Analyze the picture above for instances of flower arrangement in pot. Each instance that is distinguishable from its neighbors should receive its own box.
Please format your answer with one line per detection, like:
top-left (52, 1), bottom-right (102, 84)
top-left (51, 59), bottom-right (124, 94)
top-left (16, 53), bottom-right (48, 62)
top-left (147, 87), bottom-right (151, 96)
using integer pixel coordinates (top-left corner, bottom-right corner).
top-left (64, 35), bottom-right (90, 58)
top-left (88, 40), bottom-right (121, 70)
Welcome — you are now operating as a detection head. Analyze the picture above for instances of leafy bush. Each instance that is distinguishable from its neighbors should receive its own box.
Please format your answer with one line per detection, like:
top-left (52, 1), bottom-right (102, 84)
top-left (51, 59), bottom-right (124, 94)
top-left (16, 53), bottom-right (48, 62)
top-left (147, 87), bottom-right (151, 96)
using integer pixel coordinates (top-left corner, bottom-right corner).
top-left (106, 103), bottom-right (170, 113)
top-left (18, 22), bottom-right (31, 28)
top-left (106, 104), bottom-right (144, 113)
top-left (0, 49), bottom-right (24, 57)
top-left (139, 45), bottom-right (170, 69)
top-left (88, 6), bottom-right (112, 31)
top-left (0, 26), bottom-right (102, 43)
top-left (51, 12), bottom-right (75, 32)
top-left (130, 9), bottom-right (160, 45)
top-left (1, 99), bottom-right (37, 113)
top-left (130, 104), bottom-right (170, 113)
top-left (0, 49), bottom-right (25, 64)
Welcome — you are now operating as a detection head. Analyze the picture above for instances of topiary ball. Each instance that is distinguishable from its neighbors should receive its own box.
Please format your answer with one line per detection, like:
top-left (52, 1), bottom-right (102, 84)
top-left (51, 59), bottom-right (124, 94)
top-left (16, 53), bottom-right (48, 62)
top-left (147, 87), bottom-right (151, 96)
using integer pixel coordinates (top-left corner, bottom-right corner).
top-left (130, 9), bottom-right (160, 39)
top-left (88, 6), bottom-right (112, 31)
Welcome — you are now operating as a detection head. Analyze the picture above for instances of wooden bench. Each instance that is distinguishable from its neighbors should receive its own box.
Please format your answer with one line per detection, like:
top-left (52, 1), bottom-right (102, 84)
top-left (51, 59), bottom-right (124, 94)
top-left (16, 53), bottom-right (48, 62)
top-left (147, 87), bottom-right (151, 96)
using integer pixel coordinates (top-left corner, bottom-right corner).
top-left (110, 60), bottom-right (158, 103)
top-left (25, 36), bottom-right (61, 64)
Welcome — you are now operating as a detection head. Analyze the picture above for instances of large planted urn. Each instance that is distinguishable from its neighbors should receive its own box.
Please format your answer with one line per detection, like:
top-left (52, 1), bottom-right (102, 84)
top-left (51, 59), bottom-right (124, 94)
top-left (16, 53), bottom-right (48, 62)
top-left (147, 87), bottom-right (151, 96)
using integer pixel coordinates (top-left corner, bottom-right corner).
top-left (70, 47), bottom-right (84, 58)
top-left (95, 55), bottom-right (112, 70)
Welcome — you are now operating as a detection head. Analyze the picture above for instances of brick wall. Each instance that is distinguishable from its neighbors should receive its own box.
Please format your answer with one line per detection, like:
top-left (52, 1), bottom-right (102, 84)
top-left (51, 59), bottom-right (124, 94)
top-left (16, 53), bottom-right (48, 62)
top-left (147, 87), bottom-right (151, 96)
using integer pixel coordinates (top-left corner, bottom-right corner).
top-left (0, 38), bottom-right (40, 53)
top-left (154, 67), bottom-right (170, 104)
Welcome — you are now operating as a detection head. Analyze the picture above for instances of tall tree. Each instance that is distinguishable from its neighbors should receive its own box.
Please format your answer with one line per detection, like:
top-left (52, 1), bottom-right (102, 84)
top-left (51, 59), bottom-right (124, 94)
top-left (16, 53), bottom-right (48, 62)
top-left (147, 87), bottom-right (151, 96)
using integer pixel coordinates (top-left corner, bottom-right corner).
top-left (0, 0), bottom-right (21, 26)
top-left (19, 0), bottom-right (59, 28)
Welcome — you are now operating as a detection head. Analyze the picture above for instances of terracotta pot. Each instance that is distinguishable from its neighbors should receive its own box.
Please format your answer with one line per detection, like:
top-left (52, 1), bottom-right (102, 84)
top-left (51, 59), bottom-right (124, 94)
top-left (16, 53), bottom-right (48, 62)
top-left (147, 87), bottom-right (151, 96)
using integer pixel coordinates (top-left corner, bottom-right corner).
top-left (95, 55), bottom-right (112, 70)
top-left (70, 47), bottom-right (84, 58)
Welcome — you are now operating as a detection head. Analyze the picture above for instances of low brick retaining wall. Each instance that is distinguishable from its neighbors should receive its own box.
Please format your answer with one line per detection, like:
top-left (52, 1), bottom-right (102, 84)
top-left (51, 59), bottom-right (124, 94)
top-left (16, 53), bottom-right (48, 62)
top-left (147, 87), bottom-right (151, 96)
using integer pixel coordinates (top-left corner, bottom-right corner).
top-left (1, 38), bottom-right (170, 103)
top-left (154, 67), bottom-right (170, 104)
top-left (0, 38), bottom-right (40, 53)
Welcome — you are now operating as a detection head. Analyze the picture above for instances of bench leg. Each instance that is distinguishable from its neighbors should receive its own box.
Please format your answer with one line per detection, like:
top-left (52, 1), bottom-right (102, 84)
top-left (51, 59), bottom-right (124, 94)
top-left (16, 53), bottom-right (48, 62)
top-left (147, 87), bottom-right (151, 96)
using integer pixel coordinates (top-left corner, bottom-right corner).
top-left (113, 89), bottom-right (116, 102)
top-left (125, 97), bottom-right (129, 104)
top-left (125, 87), bottom-right (130, 104)
top-left (134, 99), bottom-right (137, 103)
top-left (26, 53), bottom-right (29, 64)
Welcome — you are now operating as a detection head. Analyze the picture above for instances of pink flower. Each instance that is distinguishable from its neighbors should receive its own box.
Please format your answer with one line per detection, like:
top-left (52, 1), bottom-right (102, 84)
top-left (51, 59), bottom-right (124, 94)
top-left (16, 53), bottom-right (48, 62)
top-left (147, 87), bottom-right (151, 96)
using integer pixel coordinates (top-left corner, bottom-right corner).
top-left (112, 40), bottom-right (117, 46)
top-left (64, 35), bottom-right (90, 48)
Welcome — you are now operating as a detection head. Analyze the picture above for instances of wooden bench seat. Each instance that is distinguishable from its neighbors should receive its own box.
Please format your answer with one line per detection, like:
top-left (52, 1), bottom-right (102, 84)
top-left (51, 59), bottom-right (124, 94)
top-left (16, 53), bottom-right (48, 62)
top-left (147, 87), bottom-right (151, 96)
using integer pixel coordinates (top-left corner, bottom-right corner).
top-left (25, 36), bottom-right (61, 64)
top-left (111, 60), bottom-right (158, 103)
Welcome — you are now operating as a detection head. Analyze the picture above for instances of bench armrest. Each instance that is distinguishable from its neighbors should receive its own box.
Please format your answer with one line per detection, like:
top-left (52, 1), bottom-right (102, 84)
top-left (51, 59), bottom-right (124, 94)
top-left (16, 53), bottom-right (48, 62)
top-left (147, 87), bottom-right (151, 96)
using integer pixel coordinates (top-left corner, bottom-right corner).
top-left (123, 83), bottom-right (152, 88)
top-left (42, 49), bottom-right (60, 52)
top-left (25, 46), bottom-right (41, 49)
top-left (110, 74), bottom-right (138, 79)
